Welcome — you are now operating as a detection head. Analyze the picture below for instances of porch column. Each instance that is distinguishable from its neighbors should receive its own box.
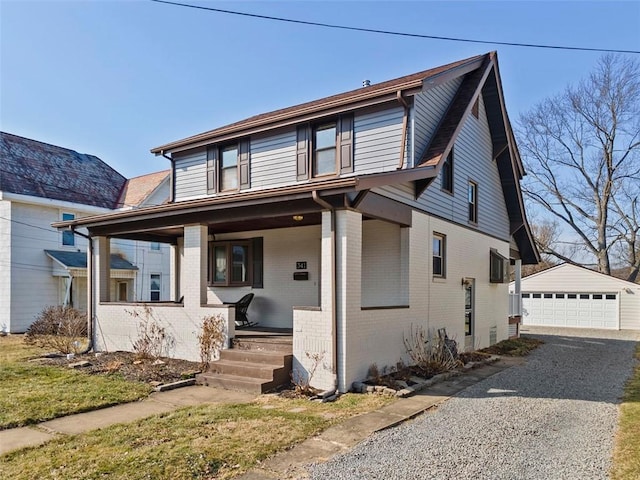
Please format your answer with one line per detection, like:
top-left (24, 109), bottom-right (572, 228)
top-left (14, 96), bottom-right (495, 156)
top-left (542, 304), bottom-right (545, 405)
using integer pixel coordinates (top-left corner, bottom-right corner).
top-left (183, 224), bottom-right (208, 307)
top-left (169, 243), bottom-right (180, 302)
top-left (95, 236), bottom-right (111, 303)
top-left (335, 209), bottom-right (362, 392)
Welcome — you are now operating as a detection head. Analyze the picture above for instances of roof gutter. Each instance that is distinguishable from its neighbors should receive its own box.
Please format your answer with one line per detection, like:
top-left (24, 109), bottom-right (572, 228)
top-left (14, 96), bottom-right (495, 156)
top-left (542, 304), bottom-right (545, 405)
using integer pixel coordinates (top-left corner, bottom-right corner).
top-left (312, 191), bottom-right (338, 391)
top-left (161, 151), bottom-right (175, 203)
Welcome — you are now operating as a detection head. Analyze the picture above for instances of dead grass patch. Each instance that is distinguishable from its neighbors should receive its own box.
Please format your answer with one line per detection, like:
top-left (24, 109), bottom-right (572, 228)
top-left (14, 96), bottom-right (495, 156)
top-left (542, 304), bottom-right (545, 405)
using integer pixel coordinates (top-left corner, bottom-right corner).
top-left (479, 336), bottom-right (543, 356)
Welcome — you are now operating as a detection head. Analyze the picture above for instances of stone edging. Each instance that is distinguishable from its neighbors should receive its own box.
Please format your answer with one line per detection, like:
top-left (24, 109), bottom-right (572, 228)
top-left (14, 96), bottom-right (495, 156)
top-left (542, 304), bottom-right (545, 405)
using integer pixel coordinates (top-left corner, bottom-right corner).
top-left (351, 356), bottom-right (502, 398)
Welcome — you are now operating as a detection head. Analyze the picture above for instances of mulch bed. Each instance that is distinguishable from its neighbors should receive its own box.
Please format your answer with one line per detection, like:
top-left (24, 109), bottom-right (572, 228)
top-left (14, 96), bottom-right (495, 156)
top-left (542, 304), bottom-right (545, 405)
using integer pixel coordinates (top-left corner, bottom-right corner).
top-left (36, 351), bottom-right (202, 385)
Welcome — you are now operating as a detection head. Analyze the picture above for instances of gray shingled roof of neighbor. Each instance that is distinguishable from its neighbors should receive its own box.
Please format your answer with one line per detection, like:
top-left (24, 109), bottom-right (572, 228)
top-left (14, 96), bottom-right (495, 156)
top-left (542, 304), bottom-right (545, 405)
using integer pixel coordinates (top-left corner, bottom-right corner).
top-left (45, 250), bottom-right (138, 270)
top-left (0, 132), bottom-right (127, 209)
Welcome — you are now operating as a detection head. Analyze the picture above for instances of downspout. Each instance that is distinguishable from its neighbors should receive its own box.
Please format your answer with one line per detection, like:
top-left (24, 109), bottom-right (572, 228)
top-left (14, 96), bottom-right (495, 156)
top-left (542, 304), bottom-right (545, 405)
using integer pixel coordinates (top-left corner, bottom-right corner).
top-left (397, 90), bottom-right (409, 170)
top-left (71, 228), bottom-right (94, 354)
top-left (311, 190), bottom-right (338, 390)
top-left (161, 151), bottom-right (175, 203)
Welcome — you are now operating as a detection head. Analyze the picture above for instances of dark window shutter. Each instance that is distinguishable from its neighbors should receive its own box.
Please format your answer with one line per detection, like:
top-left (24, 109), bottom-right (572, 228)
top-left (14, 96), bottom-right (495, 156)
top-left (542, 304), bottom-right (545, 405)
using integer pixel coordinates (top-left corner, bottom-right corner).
top-left (252, 237), bottom-right (263, 288)
top-left (296, 125), bottom-right (310, 181)
top-left (338, 114), bottom-right (354, 174)
top-left (239, 138), bottom-right (250, 189)
top-left (206, 146), bottom-right (218, 194)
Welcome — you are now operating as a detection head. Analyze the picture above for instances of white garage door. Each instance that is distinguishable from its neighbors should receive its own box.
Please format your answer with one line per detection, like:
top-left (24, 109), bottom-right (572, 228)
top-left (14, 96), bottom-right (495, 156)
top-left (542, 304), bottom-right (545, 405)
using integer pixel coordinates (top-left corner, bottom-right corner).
top-left (522, 292), bottom-right (619, 329)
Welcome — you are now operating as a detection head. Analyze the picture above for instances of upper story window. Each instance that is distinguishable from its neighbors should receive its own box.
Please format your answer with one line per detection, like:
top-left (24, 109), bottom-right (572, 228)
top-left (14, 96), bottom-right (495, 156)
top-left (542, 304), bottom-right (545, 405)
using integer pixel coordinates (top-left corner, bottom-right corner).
top-left (61, 212), bottom-right (75, 246)
top-left (433, 233), bottom-right (446, 278)
top-left (471, 97), bottom-right (480, 118)
top-left (313, 123), bottom-right (337, 177)
top-left (297, 114), bottom-right (353, 181)
top-left (441, 150), bottom-right (454, 194)
top-left (150, 242), bottom-right (161, 251)
top-left (206, 139), bottom-right (250, 194)
top-left (220, 145), bottom-right (239, 191)
top-left (468, 181), bottom-right (478, 224)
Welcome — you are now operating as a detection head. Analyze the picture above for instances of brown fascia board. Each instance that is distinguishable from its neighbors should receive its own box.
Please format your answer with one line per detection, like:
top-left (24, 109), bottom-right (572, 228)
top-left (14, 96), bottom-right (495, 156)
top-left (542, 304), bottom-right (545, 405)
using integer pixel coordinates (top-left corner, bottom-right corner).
top-left (151, 55), bottom-right (488, 155)
top-left (52, 164), bottom-right (439, 231)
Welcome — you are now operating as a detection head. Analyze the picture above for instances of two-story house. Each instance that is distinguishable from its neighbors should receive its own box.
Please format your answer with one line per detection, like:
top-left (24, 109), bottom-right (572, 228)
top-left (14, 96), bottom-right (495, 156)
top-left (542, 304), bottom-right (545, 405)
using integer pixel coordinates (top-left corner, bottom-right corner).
top-left (55, 52), bottom-right (539, 393)
top-left (0, 132), bottom-right (171, 333)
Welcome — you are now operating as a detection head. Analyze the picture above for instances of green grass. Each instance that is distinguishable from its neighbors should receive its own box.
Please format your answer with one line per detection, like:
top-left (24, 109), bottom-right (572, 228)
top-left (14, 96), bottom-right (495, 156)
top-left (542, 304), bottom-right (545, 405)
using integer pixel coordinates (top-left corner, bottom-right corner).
top-left (611, 343), bottom-right (640, 480)
top-left (479, 336), bottom-right (544, 356)
top-left (0, 336), bottom-right (152, 429)
top-left (0, 394), bottom-right (391, 479)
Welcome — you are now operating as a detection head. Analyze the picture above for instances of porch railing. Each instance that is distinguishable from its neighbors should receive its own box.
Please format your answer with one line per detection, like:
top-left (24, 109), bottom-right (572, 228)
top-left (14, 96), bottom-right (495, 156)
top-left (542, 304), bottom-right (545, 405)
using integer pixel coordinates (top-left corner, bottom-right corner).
top-left (508, 292), bottom-right (522, 317)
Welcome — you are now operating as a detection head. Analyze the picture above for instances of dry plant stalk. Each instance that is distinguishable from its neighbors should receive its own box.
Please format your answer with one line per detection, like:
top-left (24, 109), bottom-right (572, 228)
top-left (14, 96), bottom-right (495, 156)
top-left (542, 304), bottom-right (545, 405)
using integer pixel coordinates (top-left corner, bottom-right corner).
top-left (291, 351), bottom-right (325, 396)
top-left (128, 305), bottom-right (174, 360)
top-left (403, 325), bottom-right (459, 377)
top-left (198, 314), bottom-right (226, 369)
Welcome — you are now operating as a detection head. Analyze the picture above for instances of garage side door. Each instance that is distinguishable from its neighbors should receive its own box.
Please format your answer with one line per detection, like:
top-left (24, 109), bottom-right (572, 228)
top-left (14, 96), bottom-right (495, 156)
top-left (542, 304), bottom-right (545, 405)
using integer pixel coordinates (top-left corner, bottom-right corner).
top-left (522, 292), bottom-right (618, 329)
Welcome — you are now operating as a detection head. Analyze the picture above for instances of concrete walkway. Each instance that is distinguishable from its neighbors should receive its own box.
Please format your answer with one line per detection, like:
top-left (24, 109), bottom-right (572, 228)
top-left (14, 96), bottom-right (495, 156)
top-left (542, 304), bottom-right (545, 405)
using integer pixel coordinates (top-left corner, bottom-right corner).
top-left (0, 356), bottom-right (521, 475)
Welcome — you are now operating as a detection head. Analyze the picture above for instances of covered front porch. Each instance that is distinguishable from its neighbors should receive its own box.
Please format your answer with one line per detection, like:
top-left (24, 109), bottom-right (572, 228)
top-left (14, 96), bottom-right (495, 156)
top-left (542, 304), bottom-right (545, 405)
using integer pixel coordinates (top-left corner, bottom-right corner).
top-left (81, 189), bottom-right (415, 392)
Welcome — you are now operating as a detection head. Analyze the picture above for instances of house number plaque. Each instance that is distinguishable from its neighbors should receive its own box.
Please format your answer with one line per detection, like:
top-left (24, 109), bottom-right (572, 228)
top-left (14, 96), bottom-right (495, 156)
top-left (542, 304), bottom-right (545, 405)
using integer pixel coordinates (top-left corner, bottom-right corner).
top-left (296, 261), bottom-right (307, 270)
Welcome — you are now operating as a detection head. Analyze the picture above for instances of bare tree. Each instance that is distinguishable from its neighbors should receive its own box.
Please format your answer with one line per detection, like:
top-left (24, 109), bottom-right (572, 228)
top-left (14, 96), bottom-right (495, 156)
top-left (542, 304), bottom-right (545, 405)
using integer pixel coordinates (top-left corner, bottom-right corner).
top-left (517, 54), bottom-right (640, 281)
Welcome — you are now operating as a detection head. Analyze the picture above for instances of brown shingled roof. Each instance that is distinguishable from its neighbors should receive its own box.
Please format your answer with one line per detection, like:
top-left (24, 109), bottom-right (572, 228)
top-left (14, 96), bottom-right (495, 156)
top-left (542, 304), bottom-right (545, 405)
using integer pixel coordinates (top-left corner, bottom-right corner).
top-left (0, 132), bottom-right (127, 209)
top-left (151, 54), bottom-right (487, 154)
top-left (117, 170), bottom-right (170, 208)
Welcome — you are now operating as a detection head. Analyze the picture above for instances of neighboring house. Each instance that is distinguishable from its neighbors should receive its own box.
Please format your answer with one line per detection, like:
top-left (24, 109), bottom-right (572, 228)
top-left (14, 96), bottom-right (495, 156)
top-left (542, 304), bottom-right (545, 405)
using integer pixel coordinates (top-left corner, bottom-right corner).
top-left (56, 52), bottom-right (539, 392)
top-left (0, 132), bottom-right (170, 333)
top-left (512, 263), bottom-right (640, 331)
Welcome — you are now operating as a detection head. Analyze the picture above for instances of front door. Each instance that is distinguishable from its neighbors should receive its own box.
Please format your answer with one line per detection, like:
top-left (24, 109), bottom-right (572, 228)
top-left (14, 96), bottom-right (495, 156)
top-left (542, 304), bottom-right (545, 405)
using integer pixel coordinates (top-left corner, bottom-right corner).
top-left (464, 278), bottom-right (474, 349)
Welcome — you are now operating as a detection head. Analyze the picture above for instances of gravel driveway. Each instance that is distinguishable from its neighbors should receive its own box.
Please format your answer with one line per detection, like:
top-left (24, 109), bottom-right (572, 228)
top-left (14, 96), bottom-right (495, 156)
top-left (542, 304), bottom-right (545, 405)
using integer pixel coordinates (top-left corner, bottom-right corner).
top-left (310, 329), bottom-right (639, 480)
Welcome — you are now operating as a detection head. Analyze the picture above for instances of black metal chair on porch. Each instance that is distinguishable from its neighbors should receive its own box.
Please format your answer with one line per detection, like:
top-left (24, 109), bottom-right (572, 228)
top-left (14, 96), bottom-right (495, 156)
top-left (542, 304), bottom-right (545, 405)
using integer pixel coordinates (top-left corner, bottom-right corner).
top-left (224, 293), bottom-right (257, 328)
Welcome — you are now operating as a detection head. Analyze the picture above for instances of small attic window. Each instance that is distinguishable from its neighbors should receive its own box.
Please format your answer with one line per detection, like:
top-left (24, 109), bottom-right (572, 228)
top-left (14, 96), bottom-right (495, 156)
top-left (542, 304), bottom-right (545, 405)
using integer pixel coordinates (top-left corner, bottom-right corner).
top-left (471, 98), bottom-right (479, 119)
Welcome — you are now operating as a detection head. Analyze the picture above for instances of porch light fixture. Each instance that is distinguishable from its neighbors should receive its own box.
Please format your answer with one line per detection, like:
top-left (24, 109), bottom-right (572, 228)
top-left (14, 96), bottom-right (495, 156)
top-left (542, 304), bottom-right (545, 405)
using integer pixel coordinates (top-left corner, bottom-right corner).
top-left (292, 215), bottom-right (304, 222)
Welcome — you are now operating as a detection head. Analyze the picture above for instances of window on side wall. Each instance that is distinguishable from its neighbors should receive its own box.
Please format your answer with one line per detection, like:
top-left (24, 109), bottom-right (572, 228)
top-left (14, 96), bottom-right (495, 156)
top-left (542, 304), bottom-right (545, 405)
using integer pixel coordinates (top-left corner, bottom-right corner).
top-left (61, 212), bottom-right (75, 246)
top-left (441, 150), bottom-right (454, 194)
top-left (208, 238), bottom-right (263, 288)
top-left (468, 181), bottom-right (478, 224)
top-left (150, 242), bottom-right (160, 251)
top-left (489, 249), bottom-right (507, 283)
top-left (150, 274), bottom-right (161, 301)
top-left (433, 233), bottom-right (446, 278)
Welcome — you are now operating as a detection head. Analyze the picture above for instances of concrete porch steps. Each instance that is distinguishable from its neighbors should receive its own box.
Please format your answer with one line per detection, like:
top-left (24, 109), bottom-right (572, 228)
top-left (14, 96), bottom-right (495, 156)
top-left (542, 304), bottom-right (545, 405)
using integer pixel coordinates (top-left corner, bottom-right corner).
top-left (196, 335), bottom-right (293, 394)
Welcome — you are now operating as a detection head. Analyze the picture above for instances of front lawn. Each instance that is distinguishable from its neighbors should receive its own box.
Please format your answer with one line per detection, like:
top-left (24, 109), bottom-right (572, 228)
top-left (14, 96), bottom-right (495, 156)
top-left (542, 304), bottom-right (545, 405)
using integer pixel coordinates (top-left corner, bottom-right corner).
top-left (0, 394), bottom-right (391, 479)
top-left (611, 343), bottom-right (640, 480)
top-left (0, 336), bottom-right (152, 429)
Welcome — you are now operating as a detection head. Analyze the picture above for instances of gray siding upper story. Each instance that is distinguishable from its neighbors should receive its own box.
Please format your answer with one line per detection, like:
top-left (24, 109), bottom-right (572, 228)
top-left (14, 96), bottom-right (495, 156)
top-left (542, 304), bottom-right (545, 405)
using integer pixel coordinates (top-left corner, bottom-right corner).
top-left (412, 77), bottom-right (463, 163)
top-left (374, 95), bottom-right (511, 241)
top-left (174, 148), bottom-right (207, 201)
top-left (172, 104), bottom-right (409, 201)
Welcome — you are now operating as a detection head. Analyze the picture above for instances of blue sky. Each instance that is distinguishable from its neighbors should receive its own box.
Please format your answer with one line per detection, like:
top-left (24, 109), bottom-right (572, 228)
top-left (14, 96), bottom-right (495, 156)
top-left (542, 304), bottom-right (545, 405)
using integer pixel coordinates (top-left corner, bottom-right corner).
top-left (2, 0), bottom-right (639, 178)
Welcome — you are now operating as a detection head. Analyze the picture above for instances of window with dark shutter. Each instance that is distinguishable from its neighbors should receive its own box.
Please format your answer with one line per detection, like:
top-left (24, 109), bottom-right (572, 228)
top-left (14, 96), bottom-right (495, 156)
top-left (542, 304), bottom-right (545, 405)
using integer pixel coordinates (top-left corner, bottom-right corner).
top-left (207, 237), bottom-right (263, 288)
top-left (206, 146), bottom-right (217, 194)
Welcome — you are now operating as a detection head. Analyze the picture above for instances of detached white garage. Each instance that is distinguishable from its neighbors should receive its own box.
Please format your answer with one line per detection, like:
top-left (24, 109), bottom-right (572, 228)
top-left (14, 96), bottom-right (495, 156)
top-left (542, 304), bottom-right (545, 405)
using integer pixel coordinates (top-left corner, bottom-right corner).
top-left (512, 263), bottom-right (640, 331)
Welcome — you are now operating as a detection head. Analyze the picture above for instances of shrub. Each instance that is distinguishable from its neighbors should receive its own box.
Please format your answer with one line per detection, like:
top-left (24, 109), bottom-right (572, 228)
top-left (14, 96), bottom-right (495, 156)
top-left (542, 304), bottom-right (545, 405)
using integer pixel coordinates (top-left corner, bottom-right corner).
top-left (403, 324), bottom-right (460, 377)
top-left (291, 351), bottom-right (325, 396)
top-left (198, 314), bottom-right (226, 369)
top-left (25, 305), bottom-right (88, 354)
